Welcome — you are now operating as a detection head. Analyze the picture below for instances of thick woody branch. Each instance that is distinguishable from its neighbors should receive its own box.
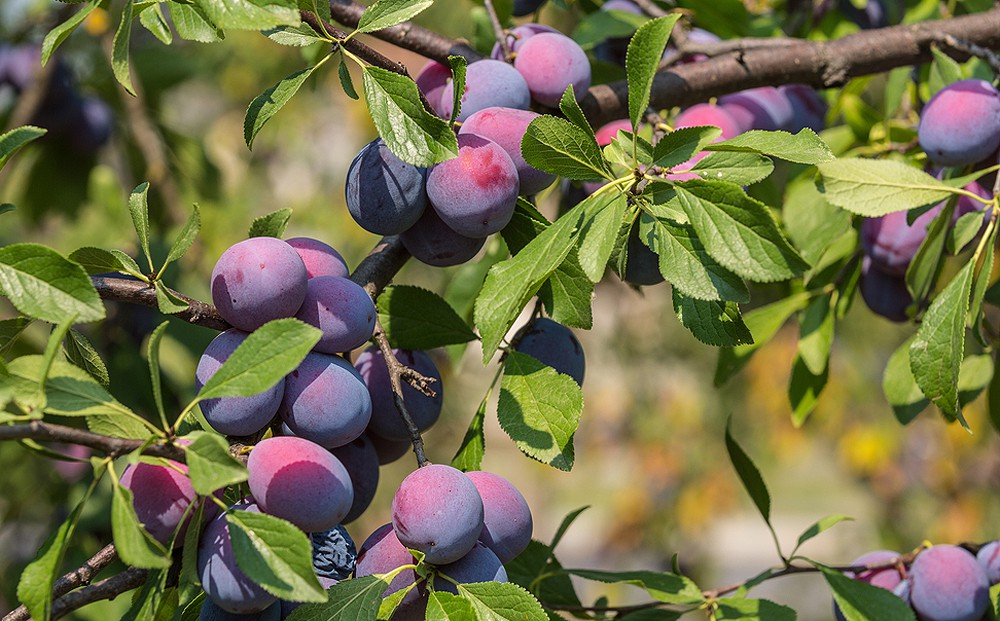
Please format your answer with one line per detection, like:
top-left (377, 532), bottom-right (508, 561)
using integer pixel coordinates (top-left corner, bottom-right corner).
top-left (49, 567), bottom-right (149, 621)
top-left (91, 275), bottom-right (230, 331)
top-left (0, 421), bottom-right (187, 462)
top-left (3, 544), bottom-right (119, 621)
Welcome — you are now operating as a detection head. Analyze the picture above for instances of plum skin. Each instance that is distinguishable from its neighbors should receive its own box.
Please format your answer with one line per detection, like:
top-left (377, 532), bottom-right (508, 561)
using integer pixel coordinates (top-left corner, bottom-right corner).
top-left (514, 317), bottom-right (586, 385)
top-left (280, 351), bottom-right (372, 449)
top-left (294, 276), bottom-right (376, 354)
top-left (458, 107), bottom-right (556, 196)
top-left (345, 138), bottom-right (428, 235)
top-left (918, 79), bottom-right (1000, 167)
top-left (355, 346), bottom-right (443, 442)
top-left (330, 435), bottom-right (380, 523)
top-left (285, 237), bottom-right (349, 279)
top-left (909, 544), bottom-right (989, 621)
top-left (466, 471), bottom-right (532, 564)
top-left (198, 502), bottom-right (278, 614)
top-left (399, 206), bottom-right (486, 267)
top-left (513, 33), bottom-right (591, 108)
top-left (439, 59), bottom-right (531, 123)
top-left (119, 459), bottom-right (199, 545)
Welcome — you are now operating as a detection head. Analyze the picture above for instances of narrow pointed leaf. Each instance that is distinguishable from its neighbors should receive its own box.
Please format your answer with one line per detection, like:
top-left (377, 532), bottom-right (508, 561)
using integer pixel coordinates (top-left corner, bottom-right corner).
top-left (446, 55), bottom-right (467, 126)
top-left (164, 204), bottom-right (201, 267)
top-left (64, 328), bottom-right (110, 388)
top-left (338, 57), bottom-right (359, 100)
top-left (0, 126), bottom-right (47, 170)
top-left (707, 129), bottom-right (834, 165)
top-left (139, 5), bottom-right (173, 44)
top-left (246, 64), bottom-right (323, 149)
top-left (248, 208), bottom-right (292, 238)
top-left (451, 391), bottom-right (488, 472)
top-left (559, 86), bottom-right (591, 133)
top-left (725, 419), bottom-right (770, 524)
top-left (357, 0), bottom-right (433, 33)
top-left (625, 15), bottom-right (681, 129)
top-left (147, 321), bottom-right (168, 423)
top-left (112, 0), bottom-right (136, 95)
top-left (129, 182), bottom-right (153, 271)
top-left (155, 283), bottom-right (190, 314)
top-left (112, 479), bottom-right (172, 568)
top-left (564, 570), bottom-right (703, 605)
top-left (41, 0), bottom-right (100, 65)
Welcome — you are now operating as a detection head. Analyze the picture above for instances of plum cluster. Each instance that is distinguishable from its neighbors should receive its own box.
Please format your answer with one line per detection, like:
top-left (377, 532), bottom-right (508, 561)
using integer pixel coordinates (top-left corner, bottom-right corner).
top-left (0, 44), bottom-right (112, 156)
top-left (356, 464), bottom-right (532, 620)
top-left (834, 543), bottom-right (999, 621)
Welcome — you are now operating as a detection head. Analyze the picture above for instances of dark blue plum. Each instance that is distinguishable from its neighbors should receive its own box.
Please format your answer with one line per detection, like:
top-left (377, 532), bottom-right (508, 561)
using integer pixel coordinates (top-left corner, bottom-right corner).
top-left (512, 0), bottom-right (545, 16)
top-left (779, 84), bottom-right (827, 132)
top-left (623, 221), bottom-right (664, 286)
top-left (458, 107), bottom-right (556, 195)
top-left (210, 237), bottom-right (308, 332)
top-left (399, 204), bottom-right (486, 267)
top-left (294, 276), bottom-right (375, 354)
top-left (433, 543), bottom-right (508, 594)
top-left (367, 431), bottom-right (412, 465)
top-left (197, 329), bottom-right (284, 437)
top-left (247, 436), bottom-right (354, 532)
top-left (909, 544), bottom-right (989, 621)
top-left (330, 435), bottom-right (380, 523)
top-left (859, 257), bottom-right (912, 323)
top-left (65, 96), bottom-right (113, 155)
top-left (200, 599), bottom-right (281, 620)
top-left (346, 138), bottom-right (428, 235)
top-left (439, 60), bottom-right (530, 122)
top-left (199, 502), bottom-right (277, 614)
top-left (426, 134), bottom-right (519, 238)
top-left (466, 471), bottom-right (532, 563)
top-left (515, 317), bottom-right (586, 385)
top-left (513, 33), bottom-right (591, 108)
top-left (355, 346), bottom-right (443, 442)
top-left (919, 79), bottom-right (1000, 167)
top-left (285, 237), bottom-right (349, 279)
top-left (280, 352), bottom-right (371, 449)
top-left (392, 464), bottom-right (485, 565)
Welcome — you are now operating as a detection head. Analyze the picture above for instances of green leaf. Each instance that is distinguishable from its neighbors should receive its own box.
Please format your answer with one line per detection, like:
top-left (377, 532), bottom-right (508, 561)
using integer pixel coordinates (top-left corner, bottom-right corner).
top-left (457, 582), bottom-right (548, 621)
top-left (446, 55), bottom-right (467, 126)
top-left (687, 151), bottom-right (774, 186)
top-left (86, 411), bottom-right (151, 440)
top-left (197, 319), bottom-right (320, 400)
top-left (782, 178), bottom-right (853, 265)
top-left (155, 282), bottom-right (190, 314)
top-left (378, 285), bottom-right (477, 349)
top-left (226, 510), bottom-right (326, 602)
top-left (564, 570), bottom-right (703, 605)
top-left (971, 223), bottom-right (997, 346)
top-left (248, 208), bottom-right (293, 238)
top-left (714, 597), bottom-right (796, 621)
top-left (505, 540), bottom-right (581, 609)
top-left (147, 321), bottom-right (168, 425)
top-left (246, 64), bottom-right (324, 149)
top-left (788, 354), bottom-right (829, 427)
top-left (928, 45), bottom-right (963, 96)
top-left (163, 204), bottom-right (201, 269)
top-left (183, 431), bottom-right (248, 496)
top-left (0, 244), bottom-right (105, 324)
top-left (426, 591), bottom-right (476, 621)
top-left (572, 8), bottom-right (648, 49)
top-left (64, 328), bottom-right (110, 388)
top-left (41, 0), bottom-right (100, 65)
top-left (883, 337), bottom-right (929, 425)
top-left (905, 203), bottom-right (952, 303)
top-left (559, 86), bottom-right (591, 134)
top-left (139, 4), bottom-right (173, 44)
top-left (798, 294), bottom-right (834, 375)
top-left (357, 0), bottom-right (432, 32)
top-left (949, 211), bottom-right (984, 255)
top-left (991, 582), bottom-right (1000, 621)
top-left (129, 182), bottom-right (154, 272)
top-left (0, 126), bottom-right (48, 171)
top-left (706, 129), bottom-right (834, 165)
top-left (17, 475), bottom-right (97, 621)
top-left (111, 249), bottom-right (146, 277)
top-left (0, 203), bottom-right (14, 215)
top-left (474, 200), bottom-right (589, 363)
top-left (792, 515), bottom-right (853, 555)
top-left (338, 57), bottom-right (359, 100)
top-left (653, 126), bottom-right (721, 169)
top-left (624, 15), bottom-right (681, 129)
top-left (577, 193), bottom-right (628, 282)
top-left (816, 159), bottom-right (956, 217)
top-left (167, 2), bottom-right (223, 42)
top-left (68, 247), bottom-right (144, 277)
top-left (675, 181), bottom-right (809, 282)
top-left (522, 115), bottom-right (612, 182)
top-left (640, 215), bottom-right (749, 302)
top-left (0, 317), bottom-right (31, 356)
top-left (672, 290), bottom-right (751, 347)
top-left (714, 293), bottom-right (811, 385)
top-left (112, 0), bottom-right (136, 95)
top-left (498, 351), bottom-right (583, 471)
top-left (451, 391), bottom-right (488, 472)
top-left (112, 475), bottom-right (172, 568)
top-left (361, 66), bottom-right (459, 167)
top-left (264, 24), bottom-right (327, 46)
top-left (821, 566), bottom-right (916, 621)
top-left (910, 261), bottom-right (974, 423)
top-left (192, 0), bottom-right (300, 30)
top-left (725, 419), bottom-right (770, 524)
top-left (958, 354), bottom-right (994, 410)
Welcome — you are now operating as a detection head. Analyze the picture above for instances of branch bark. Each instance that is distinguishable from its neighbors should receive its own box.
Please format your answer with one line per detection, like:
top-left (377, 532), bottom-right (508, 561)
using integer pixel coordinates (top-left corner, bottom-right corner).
top-left (0, 421), bottom-right (187, 462)
top-left (3, 544), bottom-right (120, 621)
top-left (49, 567), bottom-right (149, 621)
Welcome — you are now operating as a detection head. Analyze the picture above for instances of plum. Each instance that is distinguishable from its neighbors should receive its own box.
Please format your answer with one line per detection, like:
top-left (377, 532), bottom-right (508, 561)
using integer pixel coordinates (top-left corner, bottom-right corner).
top-left (293, 276), bottom-right (375, 354)
top-left (280, 351), bottom-right (372, 449)
top-left (458, 107), bottom-right (556, 195)
top-left (355, 346), bottom-right (443, 442)
top-left (345, 138), bottom-right (428, 235)
top-left (285, 237), bottom-right (350, 280)
top-left (514, 317), bottom-right (587, 385)
top-left (439, 60), bottom-right (530, 122)
top-left (465, 471), bottom-right (532, 563)
top-left (513, 33), bottom-right (591, 108)
top-left (199, 502), bottom-right (277, 614)
top-left (909, 544), bottom-right (989, 621)
top-left (399, 206), bottom-right (486, 267)
top-left (919, 79), bottom-right (1000, 167)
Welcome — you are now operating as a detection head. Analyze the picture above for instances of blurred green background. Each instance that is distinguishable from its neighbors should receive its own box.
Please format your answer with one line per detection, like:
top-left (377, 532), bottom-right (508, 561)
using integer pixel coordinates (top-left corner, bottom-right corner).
top-left (2, 0), bottom-right (999, 619)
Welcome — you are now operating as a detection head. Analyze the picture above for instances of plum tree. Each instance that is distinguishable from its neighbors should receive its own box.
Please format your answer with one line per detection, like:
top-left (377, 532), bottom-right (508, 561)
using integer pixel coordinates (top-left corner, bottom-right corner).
top-left (210, 238), bottom-right (308, 332)
top-left (514, 317), bottom-right (586, 385)
top-left (345, 138), bottom-right (428, 235)
top-left (293, 276), bottom-right (376, 353)
top-left (279, 351), bottom-right (372, 449)
top-left (465, 471), bottom-right (532, 564)
top-left (489, 24), bottom-right (559, 60)
top-left (918, 79), bottom-right (1000, 167)
top-left (908, 545), bottom-right (989, 621)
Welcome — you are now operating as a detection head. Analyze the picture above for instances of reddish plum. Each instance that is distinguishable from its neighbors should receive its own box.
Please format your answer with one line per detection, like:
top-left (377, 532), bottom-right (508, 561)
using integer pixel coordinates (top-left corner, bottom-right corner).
top-left (120, 459), bottom-right (198, 545)
top-left (466, 471), bottom-right (532, 563)
top-left (909, 544), bottom-right (989, 621)
top-left (210, 238), bottom-right (308, 332)
top-left (919, 79), bottom-right (1000, 167)
top-left (513, 33), bottom-right (591, 108)
top-left (294, 276), bottom-right (375, 354)
top-left (285, 237), bottom-right (349, 279)
top-left (459, 107), bottom-right (556, 195)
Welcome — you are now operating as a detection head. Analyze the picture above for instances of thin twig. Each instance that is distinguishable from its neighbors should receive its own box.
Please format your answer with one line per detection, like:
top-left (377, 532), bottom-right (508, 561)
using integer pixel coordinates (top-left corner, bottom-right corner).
top-left (483, 0), bottom-right (512, 62)
top-left (0, 421), bottom-right (187, 462)
top-left (48, 567), bottom-right (149, 621)
top-left (91, 275), bottom-right (229, 331)
top-left (3, 545), bottom-right (119, 621)
top-left (300, 11), bottom-right (410, 78)
top-left (937, 33), bottom-right (1000, 79)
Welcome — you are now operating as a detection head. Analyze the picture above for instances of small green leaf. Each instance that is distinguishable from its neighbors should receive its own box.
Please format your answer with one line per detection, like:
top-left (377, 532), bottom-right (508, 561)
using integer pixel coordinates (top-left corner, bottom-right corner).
top-left (338, 57), bottom-right (359, 100)
top-left (522, 115), bottom-right (612, 182)
top-left (450, 392), bottom-right (487, 472)
top-left (457, 582), bottom-right (548, 621)
top-left (357, 0), bottom-right (433, 33)
top-left (155, 283), bottom-right (190, 314)
top-left (577, 193), bottom-right (628, 282)
top-left (821, 566), bottom-right (916, 621)
top-left (883, 337), bottom-right (929, 425)
top-left (446, 55), bottom-right (468, 126)
top-left (675, 181), bottom-right (809, 283)
top-left (248, 208), bottom-right (293, 238)
top-left (378, 285), bottom-right (477, 349)
top-left (426, 591), bottom-right (476, 621)
top-left (227, 510), bottom-right (326, 602)
top-left (714, 597), bottom-right (796, 621)
top-left (0, 317), bottom-right (31, 356)
top-left (246, 64), bottom-right (324, 149)
top-left (792, 515), bottom-right (853, 554)
top-left (167, 2), bottom-right (223, 42)
top-left (564, 570), bottom-right (703, 605)
top-left (41, 0), bottom-right (101, 65)
top-left (0, 204), bottom-right (14, 215)
top-left (129, 182), bottom-right (154, 271)
top-left (949, 211), bottom-right (985, 255)
top-left (990, 582), bottom-right (1000, 621)
top-left (0, 126), bottom-right (48, 170)
top-left (147, 321), bottom-right (169, 425)
top-left (970, 222), bottom-right (997, 346)
top-left (112, 475), bottom-right (172, 568)
top-left (285, 576), bottom-right (391, 621)
top-left (264, 24), bottom-right (326, 46)
top-left (197, 319), bottom-right (321, 400)
top-left (672, 290), bottom-right (751, 347)
top-left (163, 204), bottom-right (201, 269)
top-left (625, 14), bottom-right (681, 129)
top-left (559, 86), bottom-right (591, 134)
top-left (910, 261), bottom-right (974, 423)
top-left (183, 431), bottom-right (248, 495)
top-left (653, 126), bottom-right (721, 169)
top-left (191, 0), bottom-right (300, 30)
top-left (816, 159), bottom-right (956, 217)
top-left (928, 45), bottom-right (963, 96)
top-left (725, 419), bottom-right (771, 524)
top-left (572, 8), bottom-right (647, 49)
top-left (139, 4), bottom-right (173, 44)
top-left (788, 354), bottom-right (829, 427)
top-left (64, 328), bottom-right (110, 388)
top-left (68, 247), bottom-right (144, 277)
top-left (714, 293), bottom-right (811, 385)
top-left (798, 295), bottom-right (834, 375)
top-left (362, 66), bottom-right (459, 167)
top-left (707, 129), bottom-right (834, 165)
top-left (498, 352), bottom-right (583, 471)
top-left (112, 0), bottom-right (136, 95)
top-left (687, 151), bottom-right (774, 186)
top-left (0, 243), bottom-right (105, 323)
top-left (905, 203), bottom-right (952, 303)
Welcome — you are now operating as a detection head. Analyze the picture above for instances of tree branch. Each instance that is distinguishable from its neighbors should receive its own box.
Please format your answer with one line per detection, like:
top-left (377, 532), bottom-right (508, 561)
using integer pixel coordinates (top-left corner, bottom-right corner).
top-left (48, 566), bottom-right (149, 621)
top-left (3, 544), bottom-right (119, 621)
top-left (0, 421), bottom-right (187, 462)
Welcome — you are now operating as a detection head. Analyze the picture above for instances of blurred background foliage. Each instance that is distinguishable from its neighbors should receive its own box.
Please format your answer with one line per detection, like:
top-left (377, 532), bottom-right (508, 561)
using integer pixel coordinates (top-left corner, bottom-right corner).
top-left (1, 0), bottom-right (999, 619)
